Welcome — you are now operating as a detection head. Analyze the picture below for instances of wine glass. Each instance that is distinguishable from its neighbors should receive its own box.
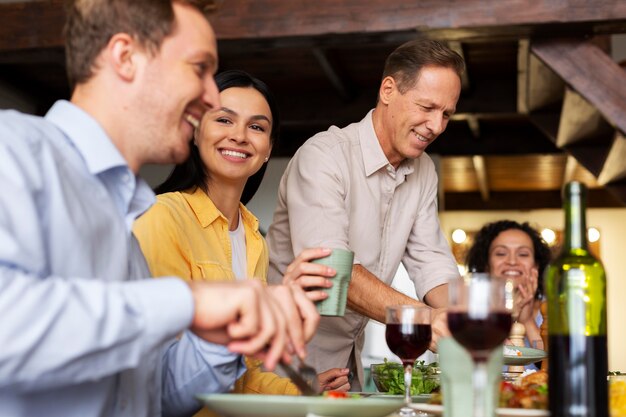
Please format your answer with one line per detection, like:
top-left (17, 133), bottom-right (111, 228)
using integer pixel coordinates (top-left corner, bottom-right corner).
top-left (447, 273), bottom-right (513, 417)
top-left (385, 305), bottom-right (432, 417)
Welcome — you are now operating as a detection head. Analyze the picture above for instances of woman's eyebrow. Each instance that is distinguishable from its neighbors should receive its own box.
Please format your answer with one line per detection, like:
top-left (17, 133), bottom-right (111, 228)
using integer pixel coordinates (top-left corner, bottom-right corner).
top-left (219, 108), bottom-right (270, 123)
top-left (250, 114), bottom-right (271, 123)
top-left (219, 107), bottom-right (238, 116)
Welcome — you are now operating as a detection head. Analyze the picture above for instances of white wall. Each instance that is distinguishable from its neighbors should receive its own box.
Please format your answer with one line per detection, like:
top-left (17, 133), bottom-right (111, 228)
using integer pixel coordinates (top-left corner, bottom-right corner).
top-left (247, 158), bottom-right (291, 231)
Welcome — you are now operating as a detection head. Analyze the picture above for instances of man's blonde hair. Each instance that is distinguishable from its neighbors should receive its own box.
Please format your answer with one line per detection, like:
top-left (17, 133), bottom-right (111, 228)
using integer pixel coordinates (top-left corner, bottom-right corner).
top-left (64, 0), bottom-right (219, 90)
top-left (382, 39), bottom-right (465, 93)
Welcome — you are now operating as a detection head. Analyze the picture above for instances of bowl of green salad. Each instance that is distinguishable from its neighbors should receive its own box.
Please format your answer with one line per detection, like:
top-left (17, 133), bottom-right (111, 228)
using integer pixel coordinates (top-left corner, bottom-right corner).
top-left (370, 359), bottom-right (440, 395)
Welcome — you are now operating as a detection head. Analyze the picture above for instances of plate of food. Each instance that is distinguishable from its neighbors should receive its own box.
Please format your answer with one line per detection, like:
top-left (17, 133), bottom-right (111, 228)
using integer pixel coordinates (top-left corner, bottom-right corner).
top-left (503, 346), bottom-right (547, 366)
top-left (196, 393), bottom-right (404, 417)
top-left (410, 403), bottom-right (549, 416)
top-left (412, 369), bottom-right (549, 416)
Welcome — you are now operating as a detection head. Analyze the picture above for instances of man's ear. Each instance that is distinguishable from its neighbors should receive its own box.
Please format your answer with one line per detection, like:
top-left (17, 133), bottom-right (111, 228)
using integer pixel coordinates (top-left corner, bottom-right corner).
top-left (106, 33), bottom-right (141, 81)
top-left (378, 76), bottom-right (397, 105)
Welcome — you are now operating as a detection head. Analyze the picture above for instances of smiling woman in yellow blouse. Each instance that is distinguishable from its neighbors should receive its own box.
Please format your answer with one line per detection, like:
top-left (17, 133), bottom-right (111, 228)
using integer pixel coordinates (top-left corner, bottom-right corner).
top-left (134, 70), bottom-right (349, 405)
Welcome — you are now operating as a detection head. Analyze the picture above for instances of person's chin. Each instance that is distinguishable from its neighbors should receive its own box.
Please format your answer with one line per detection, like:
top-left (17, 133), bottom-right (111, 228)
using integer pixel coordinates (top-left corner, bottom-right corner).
top-left (406, 148), bottom-right (426, 160)
top-left (167, 141), bottom-right (192, 165)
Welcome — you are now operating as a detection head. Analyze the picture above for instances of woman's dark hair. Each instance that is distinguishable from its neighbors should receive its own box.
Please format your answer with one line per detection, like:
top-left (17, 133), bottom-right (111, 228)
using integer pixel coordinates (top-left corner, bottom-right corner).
top-left (154, 69), bottom-right (280, 204)
top-left (465, 220), bottom-right (552, 300)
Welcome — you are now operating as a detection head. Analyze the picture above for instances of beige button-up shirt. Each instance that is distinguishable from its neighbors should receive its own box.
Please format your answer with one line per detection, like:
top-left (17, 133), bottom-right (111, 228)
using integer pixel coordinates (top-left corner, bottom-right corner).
top-left (266, 110), bottom-right (459, 388)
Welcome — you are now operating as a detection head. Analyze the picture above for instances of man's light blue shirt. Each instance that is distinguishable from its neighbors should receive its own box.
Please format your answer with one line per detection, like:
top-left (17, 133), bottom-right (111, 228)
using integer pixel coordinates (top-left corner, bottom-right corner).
top-left (0, 101), bottom-right (245, 417)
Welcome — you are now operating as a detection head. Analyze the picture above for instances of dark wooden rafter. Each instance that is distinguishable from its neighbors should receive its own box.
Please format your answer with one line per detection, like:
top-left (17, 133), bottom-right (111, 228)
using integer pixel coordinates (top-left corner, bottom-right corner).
top-left (531, 37), bottom-right (626, 135)
top-left (2, 0), bottom-right (626, 51)
top-left (556, 88), bottom-right (613, 148)
top-left (212, 0), bottom-right (626, 40)
top-left (562, 155), bottom-right (578, 186)
top-left (466, 116), bottom-right (481, 138)
top-left (311, 47), bottom-right (355, 101)
top-left (531, 37), bottom-right (626, 204)
top-left (517, 39), bottom-right (564, 114)
top-left (598, 131), bottom-right (626, 185)
top-left (0, 0), bottom-right (65, 51)
top-left (472, 155), bottom-right (490, 201)
top-left (447, 41), bottom-right (470, 91)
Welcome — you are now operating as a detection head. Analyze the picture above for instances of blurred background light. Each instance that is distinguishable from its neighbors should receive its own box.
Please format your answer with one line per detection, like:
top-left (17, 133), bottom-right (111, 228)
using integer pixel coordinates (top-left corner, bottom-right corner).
top-left (452, 228), bottom-right (467, 244)
top-left (588, 227), bottom-right (600, 243)
top-left (541, 228), bottom-right (556, 245)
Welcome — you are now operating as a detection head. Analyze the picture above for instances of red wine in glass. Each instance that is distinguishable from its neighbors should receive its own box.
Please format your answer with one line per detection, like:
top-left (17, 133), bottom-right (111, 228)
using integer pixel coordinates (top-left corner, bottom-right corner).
top-left (385, 323), bottom-right (432, 365)
top-left (385, 306), bottom-right (431, 417)
top-left (447, 311), bottom-right (511, 359)
top-left (448, 274), bottom-right (514, 417)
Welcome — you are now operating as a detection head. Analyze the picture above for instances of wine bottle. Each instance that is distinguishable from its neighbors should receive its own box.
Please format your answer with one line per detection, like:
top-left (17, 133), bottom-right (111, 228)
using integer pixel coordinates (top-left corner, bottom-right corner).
top-left (545, 181), bottom-right (608, 417)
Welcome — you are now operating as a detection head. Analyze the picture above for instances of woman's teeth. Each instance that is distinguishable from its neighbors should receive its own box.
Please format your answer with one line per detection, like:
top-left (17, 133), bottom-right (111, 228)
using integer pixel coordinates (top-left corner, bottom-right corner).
top-left (221, 149), bottom-right (248, 159)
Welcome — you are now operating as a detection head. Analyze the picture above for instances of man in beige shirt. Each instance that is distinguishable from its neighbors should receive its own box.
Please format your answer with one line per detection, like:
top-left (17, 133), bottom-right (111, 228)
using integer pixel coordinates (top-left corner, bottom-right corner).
top-left (266, 39), bottom-right (464, 389)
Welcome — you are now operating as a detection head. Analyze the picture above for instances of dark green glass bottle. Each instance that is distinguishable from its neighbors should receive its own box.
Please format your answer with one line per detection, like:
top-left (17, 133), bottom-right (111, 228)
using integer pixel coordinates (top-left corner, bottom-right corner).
top-left (545, 181), bottom-right (608, 417)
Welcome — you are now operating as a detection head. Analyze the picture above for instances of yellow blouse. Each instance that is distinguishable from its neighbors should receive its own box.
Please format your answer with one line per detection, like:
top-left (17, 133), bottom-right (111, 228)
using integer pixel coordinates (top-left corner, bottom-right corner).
top-left (133, 187), bottom-right (299, 410)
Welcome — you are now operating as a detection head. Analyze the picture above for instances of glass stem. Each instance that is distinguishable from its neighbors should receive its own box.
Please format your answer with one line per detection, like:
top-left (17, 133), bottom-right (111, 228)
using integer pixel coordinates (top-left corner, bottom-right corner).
top-left (473, 361), bottom-right (488, 417)
top-left (404, 363), bottom-right (413, 406)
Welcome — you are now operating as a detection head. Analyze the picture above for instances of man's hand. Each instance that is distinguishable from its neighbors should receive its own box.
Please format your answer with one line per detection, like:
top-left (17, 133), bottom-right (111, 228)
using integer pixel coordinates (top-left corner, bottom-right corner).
top-left (429, 307), bottom-right (450, 352)
top-left (318, 368), bottom-right (351, 392)
top-left (266, 284), bottom-right (320, 361)
top-left (282, 247), bottom-right (337, 302)
top-left (187, 280), bottom-right (288, 371)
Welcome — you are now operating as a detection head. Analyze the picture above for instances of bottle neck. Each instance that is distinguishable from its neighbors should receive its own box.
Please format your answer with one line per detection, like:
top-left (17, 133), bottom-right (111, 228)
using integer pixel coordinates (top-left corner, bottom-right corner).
top-left (563, 186), bottom-right (588, 251)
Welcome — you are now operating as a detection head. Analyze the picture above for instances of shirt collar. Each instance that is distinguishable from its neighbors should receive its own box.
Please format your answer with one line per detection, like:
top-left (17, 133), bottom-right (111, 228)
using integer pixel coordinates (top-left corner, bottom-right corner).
top-left (46, 100), bottom-right (155, 220)
top-left (45, 100), bottom-right (127, 175)
top-left (358, 109), bottom-right (415, 178)
top-left (182, 187), bottom-right (260, 232)
top-left (358, 110), bottom-right (390, 177)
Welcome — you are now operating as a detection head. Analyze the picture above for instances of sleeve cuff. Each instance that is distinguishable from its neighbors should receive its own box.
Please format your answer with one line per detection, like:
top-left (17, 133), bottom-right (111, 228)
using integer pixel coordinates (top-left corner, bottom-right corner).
top-left (125, 277), bottom-right (194, 347)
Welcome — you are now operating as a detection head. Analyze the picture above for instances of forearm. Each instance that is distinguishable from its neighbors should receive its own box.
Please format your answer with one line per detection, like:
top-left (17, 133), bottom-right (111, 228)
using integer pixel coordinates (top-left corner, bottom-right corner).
top-left (0, 268), bottom-right (192, 390)
top-left (423, 284), bottom-right (448, 308)
top-left (522, 318), bottom-right (542, 346)
top-left (346, 265), bottom-right (428, 323)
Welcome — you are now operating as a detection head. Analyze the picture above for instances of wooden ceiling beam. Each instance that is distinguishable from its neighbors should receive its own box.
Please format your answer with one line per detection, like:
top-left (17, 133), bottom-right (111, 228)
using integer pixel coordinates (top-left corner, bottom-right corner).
top-left (0, 0), bottom-right (65, 51)
top-left (2, 0), bottom-right (626, 51)
top-left (562, 155), bottom-right (578, 186)
top-left (447, 41), bottom-right (470, 91)
top-left (472, 155), bottom-right (490, 201)
top-left (531, 37), bottom-right (626, 135)
top-left (598, 131), bottom-right (626, 185)
top-left (518, 39), bottom-right (564, 114)
top-left (212, 0), bottom-right (626, 40)
top-left (556, 87), bottom-right (614, 148)
top-left (311, 47), bottom-right (355, 102)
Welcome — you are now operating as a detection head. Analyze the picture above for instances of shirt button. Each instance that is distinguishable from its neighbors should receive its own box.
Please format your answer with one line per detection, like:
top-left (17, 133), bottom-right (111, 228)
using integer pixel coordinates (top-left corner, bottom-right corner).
top-left (122, 172), bottom-right (131, 183)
